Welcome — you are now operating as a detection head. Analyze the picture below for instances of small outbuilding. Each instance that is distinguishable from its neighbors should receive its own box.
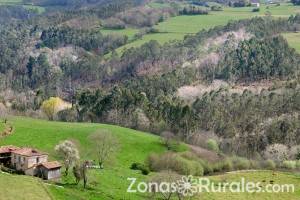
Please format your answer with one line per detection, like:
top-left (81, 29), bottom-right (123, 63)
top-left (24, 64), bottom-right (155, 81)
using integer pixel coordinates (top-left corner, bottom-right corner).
top-left (38, 161), bottom-right (62, 180)
top-left (251, 0), bottom-right (260, 7)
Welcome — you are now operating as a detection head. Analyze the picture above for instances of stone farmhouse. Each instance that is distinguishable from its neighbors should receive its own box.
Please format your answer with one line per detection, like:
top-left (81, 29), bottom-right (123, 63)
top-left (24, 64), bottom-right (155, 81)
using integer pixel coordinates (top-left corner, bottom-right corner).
top-left (0, 145), bottom-right (61, 180)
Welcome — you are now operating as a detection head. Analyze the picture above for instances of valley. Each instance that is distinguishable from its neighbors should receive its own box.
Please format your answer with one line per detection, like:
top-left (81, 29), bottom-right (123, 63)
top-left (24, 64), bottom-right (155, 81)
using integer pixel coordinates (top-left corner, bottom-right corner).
top-left (0, 0), bottom-right (300, 199)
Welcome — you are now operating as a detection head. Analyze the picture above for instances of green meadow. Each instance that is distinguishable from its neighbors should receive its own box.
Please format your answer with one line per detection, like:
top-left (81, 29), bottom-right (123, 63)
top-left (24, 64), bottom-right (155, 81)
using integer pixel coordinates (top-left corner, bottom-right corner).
top-left (0, 172), bottom-right (53, 200)
top-left (282, 32), bottom-right (300, 53)
top-left (0, 0), bottom-right (45, 13)
top-left (1, 117), bottom-right (300, 200)
top-left (0, 0), bottom-right (22, 4)
top-left (0, 117), bottom-right (167, 200)
top-left (102, 3), bottom-right (300, 55)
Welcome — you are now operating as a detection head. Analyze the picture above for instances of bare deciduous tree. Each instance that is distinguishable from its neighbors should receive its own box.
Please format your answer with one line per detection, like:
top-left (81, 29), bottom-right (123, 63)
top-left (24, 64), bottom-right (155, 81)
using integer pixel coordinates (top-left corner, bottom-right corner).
top-left (88, 130), bottom-right (119, 169)
top-left (264, 143), bottom-right (289, 162)
top-left (149, 171), bottom-right (186, 200)
top-left (161, 131), bottom-right (178, 150)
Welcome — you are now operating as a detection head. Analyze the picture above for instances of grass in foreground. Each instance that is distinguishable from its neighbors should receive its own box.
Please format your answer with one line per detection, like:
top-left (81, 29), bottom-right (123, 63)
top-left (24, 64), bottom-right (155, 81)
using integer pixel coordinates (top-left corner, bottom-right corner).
top-left (198, 171), bottom-right (300, 200)
top-left (0, 172), bottom-right (52, 200)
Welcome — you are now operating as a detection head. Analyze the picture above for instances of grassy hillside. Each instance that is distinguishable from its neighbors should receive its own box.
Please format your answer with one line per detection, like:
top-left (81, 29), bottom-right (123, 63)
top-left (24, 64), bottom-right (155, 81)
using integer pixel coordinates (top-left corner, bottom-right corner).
top-left (0, 117), bottom-right (168, 200)
top-left (0, 172), bottom-right (52, 200)
top-left (0, 0), bottom-right (45, 13)
top-left (282, 32), bottom-right (300, 53)
top-left (1, 117), bottom-right (300, 199)
top-left (0, 0), bottom-right (21, 4)
top-left (103, 3), bottom-right (300, 55)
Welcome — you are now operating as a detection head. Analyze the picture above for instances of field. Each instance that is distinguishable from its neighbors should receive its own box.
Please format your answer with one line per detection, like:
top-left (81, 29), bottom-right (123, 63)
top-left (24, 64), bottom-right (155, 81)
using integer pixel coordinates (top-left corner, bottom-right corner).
top-left (102, 3), bottom-right (300, 55)
top-left (0, 172), bottom-right (52, 200)
top-left (0, 117), bottom-right (300, 200)
top-left (0, 117), bottom-right (168, 200)
top-left (0, 0), bottom-right (45, 13)
top-left (0, 0), bottom-right (21, 4)
top-left (282, 32), bottom-right (300, 53)
top-left (199, 171), bottom-right (300, 200)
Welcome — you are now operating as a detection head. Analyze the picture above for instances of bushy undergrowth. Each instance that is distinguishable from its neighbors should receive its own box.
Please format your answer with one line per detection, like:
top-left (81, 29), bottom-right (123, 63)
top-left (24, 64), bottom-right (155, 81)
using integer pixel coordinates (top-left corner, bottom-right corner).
top-left (146, 149), bottom-right (300, 177)
top-left (130, 162), bottom-right (150, 175)
top-left (146, 152), bottom-right (204, 176)
top-left (146, 151), bottom-right (262, 176)
top-left (282, 160), bottom-right (297, 169)
top-left (262, 159), bottom-right (276, 170)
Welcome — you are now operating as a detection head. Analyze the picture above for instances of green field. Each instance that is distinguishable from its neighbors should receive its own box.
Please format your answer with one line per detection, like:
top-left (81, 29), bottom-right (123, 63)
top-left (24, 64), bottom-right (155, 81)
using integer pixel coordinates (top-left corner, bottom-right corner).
top-left (0, 117), bottom-right (167, 200)
top-left (282, 32), bottom-right (300, 53)
top-left (0, 0), bottom-right (45, 13)
top-left (0, 172), bottom-right (52, 200)
top-left (200, 171), bottom-right (300, 200)
top-left (100, 28), bottom-right (140, 40)
top-left (0, 0), bottom-right (21, 4)
top-left (1, 117), bottom-right (300, 199)
top-left (103, 3), bottom-right (300, 55)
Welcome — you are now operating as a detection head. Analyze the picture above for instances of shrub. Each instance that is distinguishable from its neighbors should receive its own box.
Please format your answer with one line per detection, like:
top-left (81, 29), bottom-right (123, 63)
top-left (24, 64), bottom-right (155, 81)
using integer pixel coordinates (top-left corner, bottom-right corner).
top-left (146, 152), bottom-right (204, 176)
top-left (264, 144), bottom-right (289, 162)
top-left (296, 160), bottom-right (300, 169)
top-left (160, 131), bottom-right (179, 151)
top-left (263, 159), bottom-right (276, 170)
top-left (212, 162), bottom-right (223, 172)
top-left (199, 160), bottom-right (214, 175)
top-left (131, 162), bottom-right (150, 175)
top-left (220, 159), bottom-right (233, 171)
top-left (57, 108), bottom-right (77, 122)
top-left (233, 1), bottom-right (246, 7)
top-left (233, 157), bottom-right (250, 170)
top-left (249, 160), bottom-right (260, 169)
top-left (290, 145), bottom-right (300, 160)
top-left (282, 161), bottom-right (297, 169)
top-left (131, 162), bottom-right (144, 170)
top-left (252, 8), bottom-right (260, 12)
top-left (141, 167), bottom-right (150, 175)
top-left (206, 139), bottom-right (219, 152)
top-left (173, 156), bottom-right (204, 176)
top-left (180, 151), bottom-right (199, 160)
top-left (211, 5), bottom-right (223, 11)
top-left (179, 7), bottom-right (209, 15)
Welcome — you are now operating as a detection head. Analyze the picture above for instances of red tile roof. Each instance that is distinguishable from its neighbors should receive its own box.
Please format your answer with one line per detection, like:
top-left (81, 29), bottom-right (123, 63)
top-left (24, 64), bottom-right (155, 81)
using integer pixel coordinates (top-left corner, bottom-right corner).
top-left (12, 148), bottom-right (48, 157)
top-left (40, 161), bottom-right (62, 169)
top-left (0, 145), bottom-right (20, 154)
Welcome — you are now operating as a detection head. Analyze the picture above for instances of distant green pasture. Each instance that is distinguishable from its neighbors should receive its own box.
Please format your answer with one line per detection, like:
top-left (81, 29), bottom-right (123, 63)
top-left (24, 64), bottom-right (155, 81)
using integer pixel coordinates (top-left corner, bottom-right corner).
top-left (105, 3), bottom-right (300, 56)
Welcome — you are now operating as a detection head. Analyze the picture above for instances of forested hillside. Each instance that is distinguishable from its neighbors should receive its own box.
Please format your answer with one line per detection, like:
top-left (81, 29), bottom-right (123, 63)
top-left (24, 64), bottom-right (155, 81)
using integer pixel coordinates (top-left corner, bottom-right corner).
top-left (1, 1), bottom-right (300, 199)
top-left (0, 0), bottom-right (300, 161)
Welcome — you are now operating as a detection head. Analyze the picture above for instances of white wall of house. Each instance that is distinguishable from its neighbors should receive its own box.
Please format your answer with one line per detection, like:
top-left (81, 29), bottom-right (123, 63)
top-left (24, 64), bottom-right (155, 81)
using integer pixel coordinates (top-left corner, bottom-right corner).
top-left (251, 3), bottom-right (260, 7)
top-left (11, 154), bottom-right (48, 172)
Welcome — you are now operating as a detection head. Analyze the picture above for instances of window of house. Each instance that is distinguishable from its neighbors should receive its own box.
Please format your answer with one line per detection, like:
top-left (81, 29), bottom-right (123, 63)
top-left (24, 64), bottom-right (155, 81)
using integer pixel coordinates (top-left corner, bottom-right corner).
top-left (36, 157), bottom-right (40, 163)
